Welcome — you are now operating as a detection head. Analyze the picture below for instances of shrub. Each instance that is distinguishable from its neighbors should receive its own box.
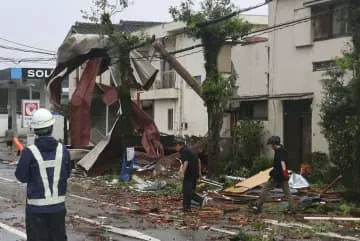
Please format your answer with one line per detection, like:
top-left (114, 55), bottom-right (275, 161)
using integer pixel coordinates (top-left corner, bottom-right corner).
top-left (306, 152), bottom-right (336, 185)
top-left (320, 68), bottom-right (360, 199)
top-left (250, 155), bottom-right (272, 175)
top-left (233, 120), bottom-right (266, 168)
top-left (216, 121), bottom-right (269, 177)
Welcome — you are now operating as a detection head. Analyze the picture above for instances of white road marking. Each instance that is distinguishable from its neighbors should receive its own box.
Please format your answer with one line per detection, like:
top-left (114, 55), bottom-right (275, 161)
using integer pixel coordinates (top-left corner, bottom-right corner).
top-left (0, 222), bottom-right (27, 239)
top-left (68, 194), bottom-right (94, 202)
top-left (265, 219), bottom-right (360, 241)
top-left (0, 177), bottom-right (178, 219)
top-left (68, 193), bottom-right (116, 207)
top-left (0, 176), bottom-right (21, 184)
top-left (0, 195), bottom-right (11, 202)
top-left (72, 215), bottom-right (161, 241)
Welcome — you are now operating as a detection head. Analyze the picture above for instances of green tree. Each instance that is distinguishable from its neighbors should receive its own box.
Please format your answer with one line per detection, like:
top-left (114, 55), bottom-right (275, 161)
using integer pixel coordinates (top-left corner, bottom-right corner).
top-left (320, 0), bottom-right (360, 200)
top-left (82, 0), bottom-right (144, 147)
top-left (169, 0), bottom-right (249, 175)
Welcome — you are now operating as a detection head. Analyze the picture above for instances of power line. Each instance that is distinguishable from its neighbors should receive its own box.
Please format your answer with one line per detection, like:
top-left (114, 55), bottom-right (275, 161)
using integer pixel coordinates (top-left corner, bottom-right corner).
top-left (0, 55), bottom-right (56, 64)
top-left (0, 36), bottom-right (56, 53)
top-left (160, 0), bottom-right (272, 40)
top-left (0, 44), bottom-right (56, 56)
top-left (159, 9), bottom-right (333, 56)
top-left (196, 0), bottom-right (272, 27)
top-left (110, 0), bottom-right (271, 64)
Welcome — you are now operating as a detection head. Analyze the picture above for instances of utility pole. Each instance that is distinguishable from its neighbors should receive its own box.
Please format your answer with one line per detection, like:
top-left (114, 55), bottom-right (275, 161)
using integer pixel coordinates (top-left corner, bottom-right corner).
top-left (28, 84), bottom-right (34, 100)
top-left (152, 40), bottom-right (203, 100)
top-left (8, 82), bottom-right (17, 135)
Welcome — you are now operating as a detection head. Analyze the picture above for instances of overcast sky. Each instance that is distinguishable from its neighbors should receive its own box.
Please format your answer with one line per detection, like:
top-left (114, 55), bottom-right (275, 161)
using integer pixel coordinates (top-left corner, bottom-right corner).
top-left (0, 0), bottom-right (267, 69)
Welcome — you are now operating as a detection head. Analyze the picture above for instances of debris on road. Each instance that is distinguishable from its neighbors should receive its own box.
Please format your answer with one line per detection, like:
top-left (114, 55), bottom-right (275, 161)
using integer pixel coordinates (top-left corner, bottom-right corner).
top-left (133, 180), bottom-right (167, 192)
top-left (304, 217), bottom-right (360, 221)
top-left (224, 168), bottom-right (272, 193)
top-left (288, 173), bottom-right (310, 189)
top-left (72, 215), bottom-right (161, 241)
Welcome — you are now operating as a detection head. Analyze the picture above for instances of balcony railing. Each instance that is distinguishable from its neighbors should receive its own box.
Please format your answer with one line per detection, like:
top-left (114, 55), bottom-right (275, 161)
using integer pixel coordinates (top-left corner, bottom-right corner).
top-left (154, 71), bottom-right (176, 89)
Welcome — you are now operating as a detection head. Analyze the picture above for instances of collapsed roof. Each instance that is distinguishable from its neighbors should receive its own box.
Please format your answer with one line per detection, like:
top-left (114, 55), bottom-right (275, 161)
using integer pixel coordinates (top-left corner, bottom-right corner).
top-left (46, 32), bottom-right (163, 175)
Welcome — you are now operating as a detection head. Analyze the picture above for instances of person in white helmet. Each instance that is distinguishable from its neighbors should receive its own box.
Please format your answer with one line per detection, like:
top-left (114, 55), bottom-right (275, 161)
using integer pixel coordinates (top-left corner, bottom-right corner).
top-left (15, 108), bottom-right (71, 241)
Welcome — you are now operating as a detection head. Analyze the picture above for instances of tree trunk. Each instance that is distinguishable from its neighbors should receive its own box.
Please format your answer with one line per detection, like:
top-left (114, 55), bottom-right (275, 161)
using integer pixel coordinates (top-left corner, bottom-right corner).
top-left (206, 106), bottom-right (224, 177)
top-left (119, 67), bottom-right (134, 149)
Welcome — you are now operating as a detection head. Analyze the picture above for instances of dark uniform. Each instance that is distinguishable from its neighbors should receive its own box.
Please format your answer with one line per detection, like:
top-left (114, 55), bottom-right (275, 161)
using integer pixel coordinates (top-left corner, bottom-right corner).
top-left (180, 147), bottom-right (203, 211)
top-left (251, 136), bottom-right (295, 214)
top-left (15, 136), bottom-right (71, 241)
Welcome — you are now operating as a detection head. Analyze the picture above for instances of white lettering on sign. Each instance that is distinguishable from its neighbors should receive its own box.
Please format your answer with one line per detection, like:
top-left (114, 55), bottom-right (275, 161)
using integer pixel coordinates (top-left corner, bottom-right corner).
top-left (26, 69), bottom-right (52, 79)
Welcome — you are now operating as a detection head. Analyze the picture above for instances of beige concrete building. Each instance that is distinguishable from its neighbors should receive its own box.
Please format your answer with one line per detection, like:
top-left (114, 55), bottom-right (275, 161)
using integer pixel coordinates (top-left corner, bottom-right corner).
top-left (227, 0), bottom-right (352, 169)
top-left (134, 15), bottom-right (268, 137)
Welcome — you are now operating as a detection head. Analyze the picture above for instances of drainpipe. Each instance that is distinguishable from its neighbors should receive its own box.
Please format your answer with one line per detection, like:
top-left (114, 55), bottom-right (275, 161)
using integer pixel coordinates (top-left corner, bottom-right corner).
top-left (270, 0), bottom-right (278, 135)
top-left (179, 79), bottom-right (184, 137)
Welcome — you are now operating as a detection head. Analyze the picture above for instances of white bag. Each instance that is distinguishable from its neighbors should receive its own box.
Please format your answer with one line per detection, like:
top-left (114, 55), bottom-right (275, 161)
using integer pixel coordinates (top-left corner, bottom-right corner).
top-left (288, 173), bottom-right (310, 189)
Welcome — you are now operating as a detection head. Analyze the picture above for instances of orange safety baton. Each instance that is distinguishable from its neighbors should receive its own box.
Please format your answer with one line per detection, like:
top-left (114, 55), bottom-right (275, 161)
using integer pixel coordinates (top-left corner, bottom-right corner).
top-left (13, 137), bottom-right (24, 152)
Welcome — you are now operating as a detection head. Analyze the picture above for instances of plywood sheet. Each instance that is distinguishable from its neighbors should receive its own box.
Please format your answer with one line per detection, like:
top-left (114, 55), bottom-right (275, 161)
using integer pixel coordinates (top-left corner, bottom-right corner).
top-left (224, 168), bottom-right (272, 193)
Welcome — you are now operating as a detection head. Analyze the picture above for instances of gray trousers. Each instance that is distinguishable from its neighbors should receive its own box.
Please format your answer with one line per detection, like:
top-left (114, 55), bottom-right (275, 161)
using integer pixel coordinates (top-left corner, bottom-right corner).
top-left (256, 178), bottom-right (296, 210)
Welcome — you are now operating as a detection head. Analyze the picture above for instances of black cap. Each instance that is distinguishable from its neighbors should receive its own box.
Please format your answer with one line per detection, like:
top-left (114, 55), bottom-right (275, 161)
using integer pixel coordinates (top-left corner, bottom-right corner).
top-left (174, 137), bottom-right (186, 146)
top-left (267, 136), bottom-right (281, 145)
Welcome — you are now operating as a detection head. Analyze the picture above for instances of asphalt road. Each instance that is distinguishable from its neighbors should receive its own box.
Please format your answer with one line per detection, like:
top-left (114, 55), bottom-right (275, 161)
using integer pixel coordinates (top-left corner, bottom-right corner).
top-left (0, 153), bottom-right (221, 241)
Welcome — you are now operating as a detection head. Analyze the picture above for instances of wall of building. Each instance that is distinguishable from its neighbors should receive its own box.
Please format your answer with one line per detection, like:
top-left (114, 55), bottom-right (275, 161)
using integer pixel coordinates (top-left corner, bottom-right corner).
top-left (175, 34), bottom-right (208, 137)
top-left (153, 99), bottom-right (177, 135)
top-left (232, 41), bottom-right (269, 97)
top-left (267, 0), bottom-right (352, 153)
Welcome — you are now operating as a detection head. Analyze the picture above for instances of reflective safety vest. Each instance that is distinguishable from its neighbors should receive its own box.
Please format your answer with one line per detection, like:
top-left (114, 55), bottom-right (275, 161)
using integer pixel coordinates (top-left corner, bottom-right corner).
top-left (27, 144), bottom-right (66, 206)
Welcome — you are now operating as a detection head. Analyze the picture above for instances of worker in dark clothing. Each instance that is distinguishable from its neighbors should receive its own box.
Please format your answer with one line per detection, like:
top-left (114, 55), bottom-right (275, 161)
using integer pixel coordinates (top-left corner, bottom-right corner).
top-left (5, 129), bottom-right (14, 153)
top-left (175, 140), bottom-right (205, 212)
top-left (250, 136), bottom-right (296, 215)
top-left (15, 108), bottom-right (71, 241)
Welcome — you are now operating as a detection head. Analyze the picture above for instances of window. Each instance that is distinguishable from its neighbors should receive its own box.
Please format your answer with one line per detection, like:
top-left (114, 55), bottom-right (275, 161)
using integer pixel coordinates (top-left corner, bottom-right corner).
top-left (312, 4), bottom-right (350, 41)
top-left (312, 60), bottom-right (337, 71)
top-left (161, 60), bottom-right (176, 88)
top-left (62, 75), bottom-right (69, 88)
top-left (167, 109), bottom-right (174, 130)
top-left (236, 100), bottom-right (268, 121)
top-left (193, 75), bottom-right (201, 85)
top-left (187, 75), bottom-right (202, 88)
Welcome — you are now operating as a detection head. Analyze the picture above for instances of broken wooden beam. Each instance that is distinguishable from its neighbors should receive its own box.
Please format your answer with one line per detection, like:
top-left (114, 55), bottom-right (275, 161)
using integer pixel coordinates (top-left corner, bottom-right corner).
top-left (320, 175), bottom-right (343, 195)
